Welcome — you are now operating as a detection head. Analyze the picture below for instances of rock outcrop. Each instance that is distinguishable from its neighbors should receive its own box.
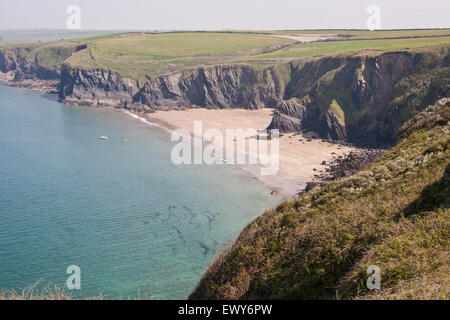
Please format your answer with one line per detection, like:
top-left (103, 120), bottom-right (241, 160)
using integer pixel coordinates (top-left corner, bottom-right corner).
top-left (317, 148), bottom-right (387, 181)
top-left (59, 66), bottom-right (140, 105)
top-left (267, 99), bottom-right (306, 132)
top-left (267, 111), bottom-right (303, 133)
top-left (0, 44), bottom-right (86, 82)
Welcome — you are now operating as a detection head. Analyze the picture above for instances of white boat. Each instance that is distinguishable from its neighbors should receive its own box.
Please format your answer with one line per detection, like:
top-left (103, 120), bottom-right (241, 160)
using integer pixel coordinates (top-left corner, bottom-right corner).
top-left (100, 136), bottom-right (110, 140)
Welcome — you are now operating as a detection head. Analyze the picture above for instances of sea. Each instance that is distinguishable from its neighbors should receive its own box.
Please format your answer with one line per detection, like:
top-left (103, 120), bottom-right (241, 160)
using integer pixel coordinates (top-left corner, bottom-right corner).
top-left (0, 84), bottom-right (279, 299)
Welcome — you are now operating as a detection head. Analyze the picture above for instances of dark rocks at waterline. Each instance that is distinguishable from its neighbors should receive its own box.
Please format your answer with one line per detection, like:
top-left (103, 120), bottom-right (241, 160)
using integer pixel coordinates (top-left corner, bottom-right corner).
top-left (320, 148), bottom-right (387, 181)
top-left (300, 148), bottom-right (386, 195)
top-left (5, 79), bottom-right (59, 93)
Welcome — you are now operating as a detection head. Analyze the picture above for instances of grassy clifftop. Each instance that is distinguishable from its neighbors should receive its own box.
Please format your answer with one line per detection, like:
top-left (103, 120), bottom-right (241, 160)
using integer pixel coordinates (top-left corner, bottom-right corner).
top-left (2, 29), bottom-right (449, 82)
top-left (66, 30), bottom-right (450, 82)
top-left (65, 32), bottom-right (295, 81)
top-left (190, 98), bottom-right (450, 300)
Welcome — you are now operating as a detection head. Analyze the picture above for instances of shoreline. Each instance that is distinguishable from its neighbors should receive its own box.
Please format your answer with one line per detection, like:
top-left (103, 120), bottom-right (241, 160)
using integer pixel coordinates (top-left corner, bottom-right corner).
top-left (0, 80), bottom-right (295, 198)
top-left (136, 108), bottom-right (358, 197)
top-left (0, 78), bottom-right (59, 93)
top-left (0, 80), bottom-right (378, 199)
top-left (125, 109), bottom-right (301, 199)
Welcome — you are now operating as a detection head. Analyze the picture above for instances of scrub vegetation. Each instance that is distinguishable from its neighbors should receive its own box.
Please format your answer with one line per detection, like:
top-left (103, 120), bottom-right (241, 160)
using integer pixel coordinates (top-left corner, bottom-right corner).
top-left (190, 99), bottom-right (450, 300)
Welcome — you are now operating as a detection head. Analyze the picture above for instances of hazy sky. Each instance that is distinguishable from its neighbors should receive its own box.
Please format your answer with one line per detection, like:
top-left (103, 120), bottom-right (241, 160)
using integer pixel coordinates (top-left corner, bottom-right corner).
top-left (0, 0), bottom-right (449, 30)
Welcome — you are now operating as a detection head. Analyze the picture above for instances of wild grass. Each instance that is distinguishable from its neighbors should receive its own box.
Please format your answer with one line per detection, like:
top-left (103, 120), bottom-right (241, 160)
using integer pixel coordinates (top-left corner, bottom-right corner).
top-left (0, 281), bottom-right (85, 300)
top-left (190, 99), bottom-right (450, 300)
top-left (0, 281), bottom-right (156, 300)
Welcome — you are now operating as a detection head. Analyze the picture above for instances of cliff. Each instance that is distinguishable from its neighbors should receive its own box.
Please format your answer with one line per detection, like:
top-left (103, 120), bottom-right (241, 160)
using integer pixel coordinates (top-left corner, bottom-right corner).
top-left (58, 65), bottom-right (140, 107)
top-left (0, 43), bottom-right (86, 81)
top-left (273, 49), bottom-right (449, 145)
top-left (59, 63), bottom-right (289, 111)
top-left (58, 48), bottom-right (449, 146)
top-left (2, 43), bottom-right (448, 146)
top-left (189, 98), bottom-right (450, 300)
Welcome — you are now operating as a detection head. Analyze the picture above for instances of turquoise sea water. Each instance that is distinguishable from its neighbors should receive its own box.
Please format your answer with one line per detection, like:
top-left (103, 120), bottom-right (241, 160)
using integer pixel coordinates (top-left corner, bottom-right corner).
top-left (0, 85), bottom-right (278, 299)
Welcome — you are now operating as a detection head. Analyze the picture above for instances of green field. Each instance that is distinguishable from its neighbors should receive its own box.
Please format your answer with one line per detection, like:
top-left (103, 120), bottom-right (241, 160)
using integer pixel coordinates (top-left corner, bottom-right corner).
top-left (67, 30), bottom-right (450, 81)
top-left (243, 36), bottom-right (450, 61)
top-left (66, 32), bottom-right (296, 80)
top-left (2, 29), bottom-right (450, 81)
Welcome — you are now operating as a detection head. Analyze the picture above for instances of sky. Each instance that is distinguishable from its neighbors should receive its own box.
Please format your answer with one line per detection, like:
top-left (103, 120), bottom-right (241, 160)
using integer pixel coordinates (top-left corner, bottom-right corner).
top-left (0, 0), bottom-right (449, 30)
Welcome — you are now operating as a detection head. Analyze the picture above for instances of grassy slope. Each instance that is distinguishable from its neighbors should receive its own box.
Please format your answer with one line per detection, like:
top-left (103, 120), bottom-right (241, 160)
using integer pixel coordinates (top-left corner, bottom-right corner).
top-left (190, 99), bottom-right (450, 300)
top-left (244, 36), bottom-right (450, 60)
top-left (66, 32), bottom-right (295, 81)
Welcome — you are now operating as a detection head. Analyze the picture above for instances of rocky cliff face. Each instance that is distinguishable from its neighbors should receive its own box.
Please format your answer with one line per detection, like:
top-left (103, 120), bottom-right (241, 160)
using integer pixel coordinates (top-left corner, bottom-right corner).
top-left (0, 51), bottom-right (17, 80)
top-left (271, 49), bottom-right (449, 145)
top-left (59, 65), bottom-right (140, 106)
top-left (267, 99), bottom-right (305, 132)
top-left (59, 64), bottom-right (287, 110)
top-left (0, 44), bottom-right (86, 81)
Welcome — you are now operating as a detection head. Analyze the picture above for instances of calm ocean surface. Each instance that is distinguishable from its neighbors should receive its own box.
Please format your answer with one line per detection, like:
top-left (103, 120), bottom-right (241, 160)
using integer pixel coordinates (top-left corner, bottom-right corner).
top-left (0, 85), bottom-right (278, 299)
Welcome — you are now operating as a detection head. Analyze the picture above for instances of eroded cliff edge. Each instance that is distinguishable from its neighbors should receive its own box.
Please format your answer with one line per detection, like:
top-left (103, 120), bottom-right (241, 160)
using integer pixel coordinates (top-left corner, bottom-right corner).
top-left (0, 44), bottom-right (87, 80)
top-left (58, 48), bottom-right (449, 146)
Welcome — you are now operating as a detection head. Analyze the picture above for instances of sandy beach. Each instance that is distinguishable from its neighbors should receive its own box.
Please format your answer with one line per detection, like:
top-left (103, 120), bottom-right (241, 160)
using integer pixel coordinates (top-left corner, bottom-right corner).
top-left (138, 108), bottom-right (355, 196)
